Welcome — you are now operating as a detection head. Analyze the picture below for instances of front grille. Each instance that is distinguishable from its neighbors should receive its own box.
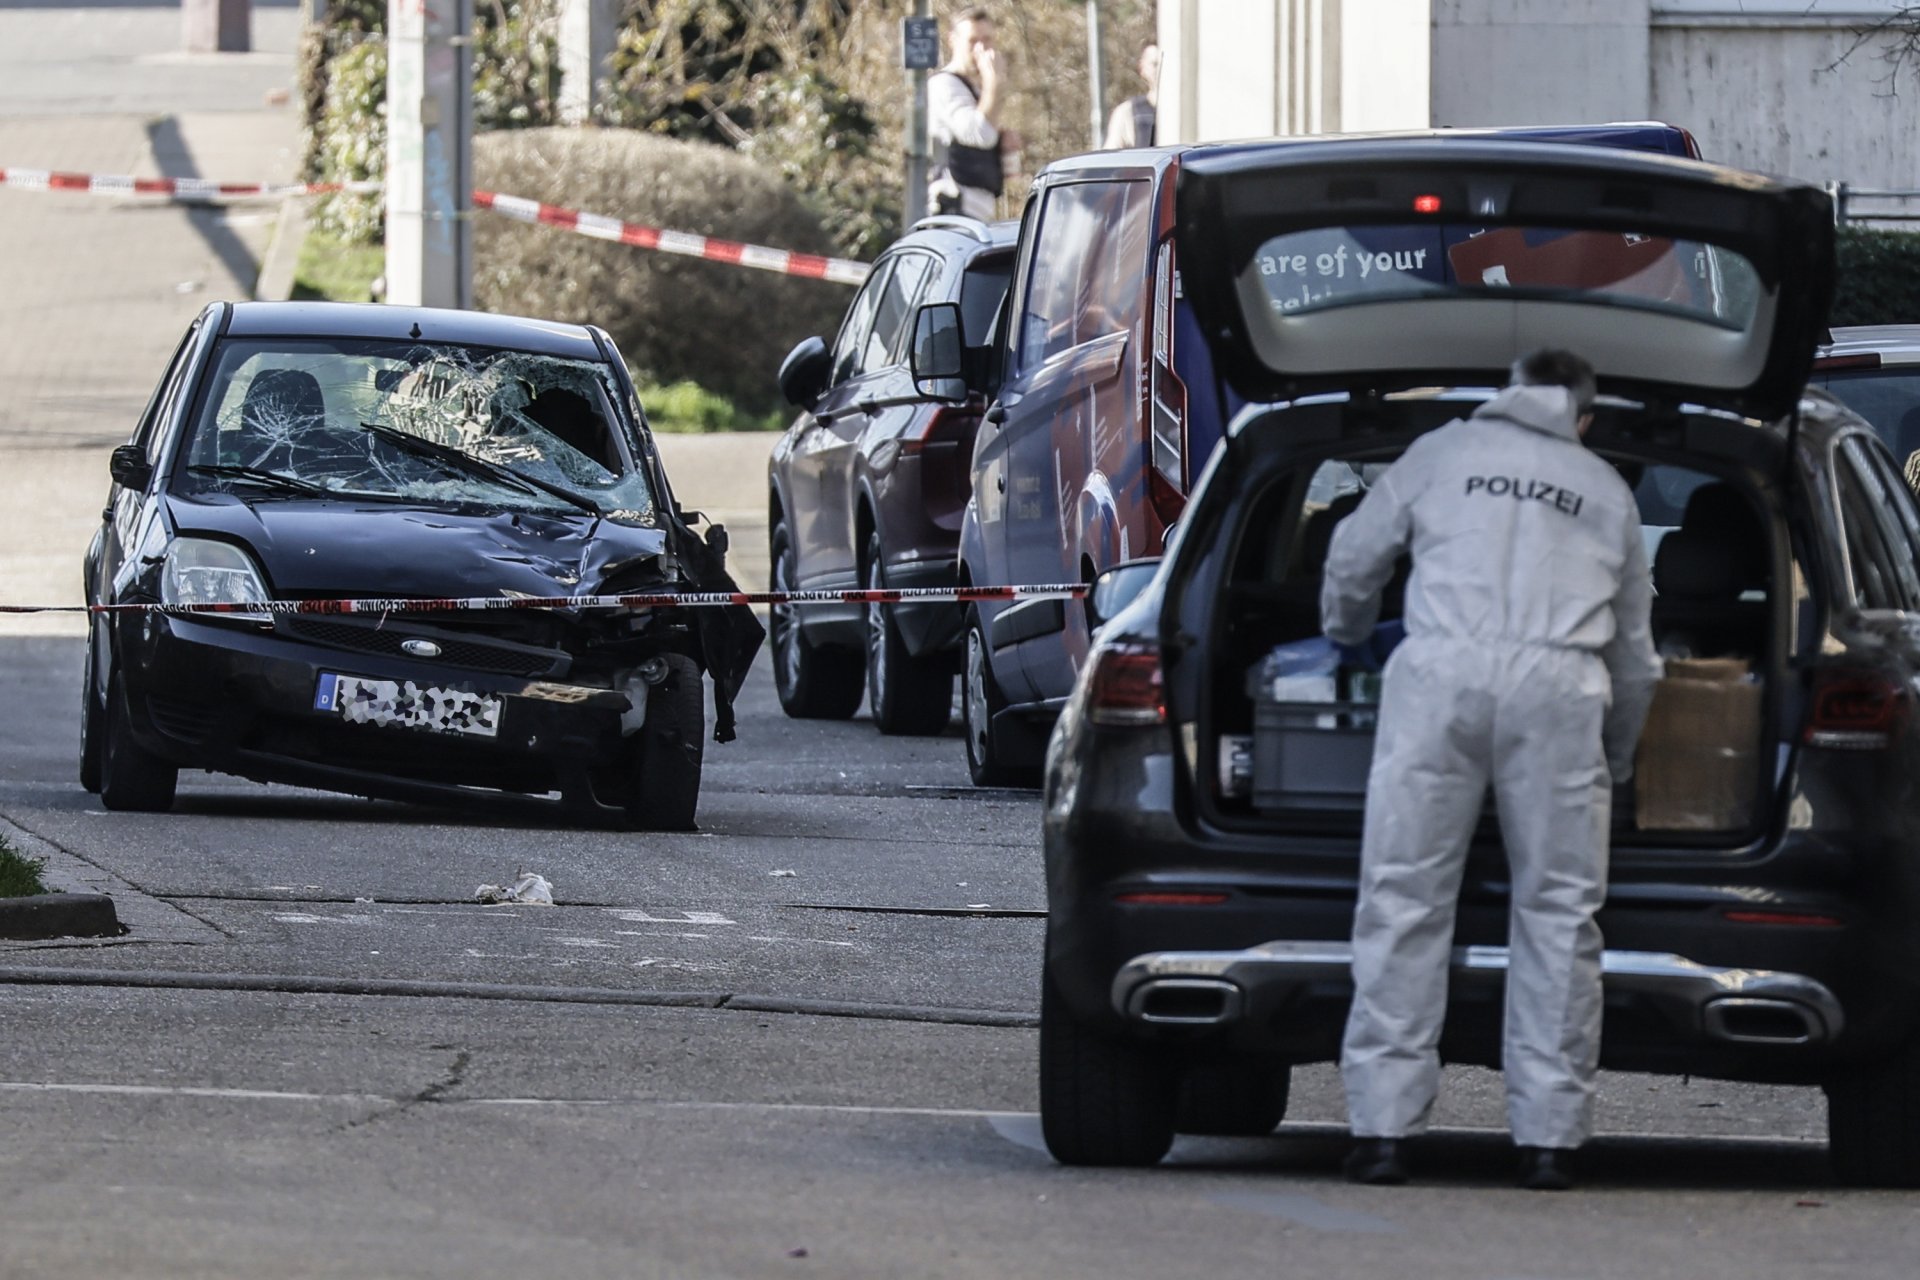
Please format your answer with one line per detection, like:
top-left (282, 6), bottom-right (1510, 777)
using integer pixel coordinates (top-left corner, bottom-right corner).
top-left (147, 695), bottom-right (218, 744)
top-left (276, 617), bottom-right (565, 679)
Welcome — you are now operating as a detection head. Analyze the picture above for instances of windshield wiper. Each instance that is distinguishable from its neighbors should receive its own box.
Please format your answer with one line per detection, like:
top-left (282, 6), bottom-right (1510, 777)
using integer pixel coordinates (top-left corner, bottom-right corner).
top-left (359, 422), bottom-right (601, 517)
top-left (186, 464), bottom-right (335, 498)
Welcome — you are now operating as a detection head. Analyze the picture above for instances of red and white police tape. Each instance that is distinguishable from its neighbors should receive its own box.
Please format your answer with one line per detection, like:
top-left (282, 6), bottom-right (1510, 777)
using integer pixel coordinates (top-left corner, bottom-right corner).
top-left (0, 165), bottom-right (871, 285)
top-left (0, 584), bottom-right (1088, 617)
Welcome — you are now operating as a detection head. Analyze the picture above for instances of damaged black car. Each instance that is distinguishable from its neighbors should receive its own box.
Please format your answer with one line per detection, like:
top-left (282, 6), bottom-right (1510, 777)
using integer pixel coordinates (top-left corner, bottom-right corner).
top-left (81, 302), bottom-right (762, 830)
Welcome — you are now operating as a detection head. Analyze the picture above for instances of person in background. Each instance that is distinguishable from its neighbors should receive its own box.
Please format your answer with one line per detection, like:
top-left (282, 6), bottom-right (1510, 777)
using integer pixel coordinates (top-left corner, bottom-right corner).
top-left (929, 7), bottom-right (1008, 219)
top-left (1102, 42), bottom-right (1160, 149)
top-left (1321, 349), bottom-right (1662, 1193)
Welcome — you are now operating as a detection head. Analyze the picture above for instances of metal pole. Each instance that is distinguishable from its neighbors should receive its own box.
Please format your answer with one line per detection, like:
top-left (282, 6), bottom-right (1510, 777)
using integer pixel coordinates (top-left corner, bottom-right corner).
top-left (386, 0), bottom-right (473, 309)
top-left (905, 1), bottom-right (933, 227)
top-left (182, 0), bottom-right (251, 53)
top-left (1087, 0), bottom-right (1105, 150)
top-left (558, 0), bottom-right (619, 126)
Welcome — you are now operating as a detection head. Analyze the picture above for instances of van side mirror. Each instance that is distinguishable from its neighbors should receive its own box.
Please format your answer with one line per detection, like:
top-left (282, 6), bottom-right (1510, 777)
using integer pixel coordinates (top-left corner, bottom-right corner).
top-left (1089, 558), bottom-right (1160, 628)
top-left (777, 336), bottom-right (832, 411)
top-left (109, 444), bottom-right (153, 490)
top-left (910, 302), bottom-right (968, 403)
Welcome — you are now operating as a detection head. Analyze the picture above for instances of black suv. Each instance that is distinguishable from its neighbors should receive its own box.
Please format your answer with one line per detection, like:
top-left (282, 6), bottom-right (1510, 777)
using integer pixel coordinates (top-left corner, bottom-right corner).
top-left (1038, 140), bottom-right (1920, 1186)
top-left (769, 216), bottom-right (1017, 735)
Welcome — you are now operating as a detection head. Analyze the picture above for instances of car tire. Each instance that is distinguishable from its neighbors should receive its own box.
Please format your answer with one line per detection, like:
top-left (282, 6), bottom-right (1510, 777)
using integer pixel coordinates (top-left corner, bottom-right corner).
top-left (770, 522), bottom-right (863, 720)
top-left (1826, 1038), bottom-right (1920, 1187)
top-left (865, 533), bottom-right (953, 736)
top-left (1040, 965), bottom-right (1177, 1167)
top-left (962, 606), bottom-right (1037, 787)
top-left (98, 669), bottom-right (176, 813)
top-left (79, 628), bottom-right (105, 795)
top-left (1175, 1057), bottom-right (1292, 1136)
top-left (625, 652), bottom-right (705, 832)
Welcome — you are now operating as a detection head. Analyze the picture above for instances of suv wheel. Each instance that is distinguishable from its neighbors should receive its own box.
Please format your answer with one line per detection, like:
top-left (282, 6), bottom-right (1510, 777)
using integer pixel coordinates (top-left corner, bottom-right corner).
top-left (99, 669), bottom-right (177, 813)
top-left (1175, 1057), bottom-right (1292, 1136)
top-left (770, 521), bottom-right (863, 720)
top-left (865, 533), bottom-right (952, 736)
top-left (1826, 1038), bottom-right (1920, 1187)
top-left (1039, 966), bottom-right (1176, 1167)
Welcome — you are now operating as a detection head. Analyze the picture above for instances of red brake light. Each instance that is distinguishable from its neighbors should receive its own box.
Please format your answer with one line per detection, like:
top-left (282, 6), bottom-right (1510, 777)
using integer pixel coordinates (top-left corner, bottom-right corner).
top-left (1114, 891), bottom-right (1229, 906)
top-left (1812, 352), bottom-right (1882, 372)
top-left (1413, 194), bottom-right (1442, 215)
top-left (1087, 641), bottom-right (1165, 727)
top-left (1806, 669), bottom-right (1907, 749)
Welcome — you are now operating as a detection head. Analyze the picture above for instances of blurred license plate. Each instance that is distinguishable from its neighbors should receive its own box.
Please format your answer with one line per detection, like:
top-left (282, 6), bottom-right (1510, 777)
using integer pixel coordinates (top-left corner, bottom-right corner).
top-left (314, 673), bottom-right (502, 738)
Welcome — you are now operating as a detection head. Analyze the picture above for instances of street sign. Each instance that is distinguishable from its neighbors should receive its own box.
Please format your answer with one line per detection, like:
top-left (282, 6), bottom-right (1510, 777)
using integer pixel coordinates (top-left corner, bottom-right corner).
top-left (903, 16), bottom-right (940, 70)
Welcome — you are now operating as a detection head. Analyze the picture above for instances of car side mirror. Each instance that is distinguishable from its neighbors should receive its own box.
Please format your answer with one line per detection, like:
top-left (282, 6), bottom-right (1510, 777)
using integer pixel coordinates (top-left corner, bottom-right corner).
top-left (777, 336), bottom-right (832, 411)
top-left (1088, 558), bottom-right (1160, 628)
top-left (109, 444), bottom-right (153, 490)
top-left (909, 302), bottom-right (968, 403)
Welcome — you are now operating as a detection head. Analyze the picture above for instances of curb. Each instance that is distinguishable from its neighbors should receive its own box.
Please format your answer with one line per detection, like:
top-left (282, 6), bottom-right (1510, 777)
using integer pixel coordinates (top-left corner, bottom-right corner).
top-left (0, 893), bottom-right (124, 941)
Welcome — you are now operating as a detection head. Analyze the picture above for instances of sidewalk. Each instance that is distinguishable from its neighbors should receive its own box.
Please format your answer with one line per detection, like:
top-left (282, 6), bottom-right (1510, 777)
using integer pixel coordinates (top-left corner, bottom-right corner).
top-left (0, 3), bottom-right (301, 635)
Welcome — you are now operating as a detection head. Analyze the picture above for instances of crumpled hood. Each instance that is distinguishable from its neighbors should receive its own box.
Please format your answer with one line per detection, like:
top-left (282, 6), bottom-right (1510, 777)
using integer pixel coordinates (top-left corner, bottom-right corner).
top-left (1470, 383), bottom-right (1582, 443)
top-left (164, 494), bottom-right (673, 598)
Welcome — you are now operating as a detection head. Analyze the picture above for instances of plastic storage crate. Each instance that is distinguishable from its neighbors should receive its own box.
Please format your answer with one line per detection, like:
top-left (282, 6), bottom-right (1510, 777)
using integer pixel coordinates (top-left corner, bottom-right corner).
top-left (1251, 698), bottom-right (1378, 810)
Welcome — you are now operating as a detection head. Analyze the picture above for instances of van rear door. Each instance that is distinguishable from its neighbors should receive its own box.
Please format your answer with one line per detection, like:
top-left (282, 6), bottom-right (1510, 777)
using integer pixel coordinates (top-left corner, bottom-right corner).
top-left (1175, 138), bottom-right (1833, 422)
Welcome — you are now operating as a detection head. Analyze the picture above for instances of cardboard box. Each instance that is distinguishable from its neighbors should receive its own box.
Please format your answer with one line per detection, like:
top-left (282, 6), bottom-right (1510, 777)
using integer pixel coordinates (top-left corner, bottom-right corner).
top-left (1635, 659), bottom-right (1763, 831)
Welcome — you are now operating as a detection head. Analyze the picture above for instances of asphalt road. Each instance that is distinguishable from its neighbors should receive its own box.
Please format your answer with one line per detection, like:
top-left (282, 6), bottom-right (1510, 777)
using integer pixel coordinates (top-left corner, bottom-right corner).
top-left (3, 636), bottom-right (1916, 1278)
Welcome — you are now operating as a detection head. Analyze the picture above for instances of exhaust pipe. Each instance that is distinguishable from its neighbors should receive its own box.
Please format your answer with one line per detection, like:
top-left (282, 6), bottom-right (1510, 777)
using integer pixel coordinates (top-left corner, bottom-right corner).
top-left (1125, 978), bottom-right (1243, 1025)
top-left (1702, 996), bottom-right (1826, 1045)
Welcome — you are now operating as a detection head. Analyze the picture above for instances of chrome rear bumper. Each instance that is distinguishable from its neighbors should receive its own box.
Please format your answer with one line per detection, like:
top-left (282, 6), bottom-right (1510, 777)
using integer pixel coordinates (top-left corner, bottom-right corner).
top-left (1113, 942), bottom-right (1845, 1047)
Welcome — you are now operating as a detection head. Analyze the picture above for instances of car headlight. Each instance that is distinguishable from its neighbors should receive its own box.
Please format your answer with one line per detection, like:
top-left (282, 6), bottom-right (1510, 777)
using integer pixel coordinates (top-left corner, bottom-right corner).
top-left (161, 537), bottom-right (273, 622)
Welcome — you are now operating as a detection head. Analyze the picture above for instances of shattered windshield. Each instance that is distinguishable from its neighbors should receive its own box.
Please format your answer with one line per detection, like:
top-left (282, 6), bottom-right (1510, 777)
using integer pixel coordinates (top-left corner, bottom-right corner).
top-left (178, 338), bottom-right (656, 524)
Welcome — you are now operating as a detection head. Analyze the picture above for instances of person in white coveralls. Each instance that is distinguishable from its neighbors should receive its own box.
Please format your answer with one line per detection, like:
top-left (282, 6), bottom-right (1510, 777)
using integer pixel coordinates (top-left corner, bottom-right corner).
top-left (1320, 348), bottom-right (1663, 1191)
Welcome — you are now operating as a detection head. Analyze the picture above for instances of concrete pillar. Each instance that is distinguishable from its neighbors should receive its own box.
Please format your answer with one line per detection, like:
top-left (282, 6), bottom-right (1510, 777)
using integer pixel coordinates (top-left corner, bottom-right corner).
top-left (557, 0), bottom-right (620, 126)
top-left (385, 0), bottom-right (473, 310)
top-left (182, 0), bottom-right (251, 54)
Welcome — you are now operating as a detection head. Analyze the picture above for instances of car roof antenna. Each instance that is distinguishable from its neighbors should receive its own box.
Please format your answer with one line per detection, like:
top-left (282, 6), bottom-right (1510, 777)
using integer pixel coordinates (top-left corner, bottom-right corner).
top-left (408, 322), bottom-right (423, 340)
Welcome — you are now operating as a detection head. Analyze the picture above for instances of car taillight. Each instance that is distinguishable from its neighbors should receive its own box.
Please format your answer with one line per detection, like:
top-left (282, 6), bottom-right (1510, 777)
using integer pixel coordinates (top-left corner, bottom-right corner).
top-left (1812, 352), bottom-right (1882, 373)
top-left (1148, 241), bottom-right (1188, 535)
top-left (1805, 668), bottom-right (1907, 749)
top-left (905, 405), bottom-right (979, 523)
top-left (1087, 640), bottom-right (1165, 727)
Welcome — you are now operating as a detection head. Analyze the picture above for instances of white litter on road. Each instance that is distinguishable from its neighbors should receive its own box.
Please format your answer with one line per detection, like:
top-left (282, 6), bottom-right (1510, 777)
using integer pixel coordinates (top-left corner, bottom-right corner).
top-left (475, 872), bottom-right (555, 906)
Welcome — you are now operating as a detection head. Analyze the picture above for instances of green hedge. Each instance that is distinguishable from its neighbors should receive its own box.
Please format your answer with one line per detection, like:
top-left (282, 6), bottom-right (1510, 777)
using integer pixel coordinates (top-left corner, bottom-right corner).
top-left (1834, 227), bottom-right (1920, 328)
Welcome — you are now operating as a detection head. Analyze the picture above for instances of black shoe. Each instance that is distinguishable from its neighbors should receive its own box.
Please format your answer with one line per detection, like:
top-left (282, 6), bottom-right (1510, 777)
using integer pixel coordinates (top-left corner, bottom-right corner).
top-left (1515, 1146), bottom-right (1575, 1191)
top-left (1343, 1138), bottom-right (1409, 1185)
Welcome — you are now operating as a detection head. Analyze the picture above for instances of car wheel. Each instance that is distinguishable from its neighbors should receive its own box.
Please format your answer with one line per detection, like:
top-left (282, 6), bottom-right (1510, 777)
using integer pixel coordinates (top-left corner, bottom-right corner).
top-left (1175, 1057), bottom-right (1292, 1136)
top-left (770, 522), bottom-right (863, 720)
top-left (79, 627), bottom-right (105, 794)
top-left (625, 652), bottom-right (705, 832)
top-left (865, 534), bottom-right (953, 736)
top-left (962, 606), bottom-right (1036, 787)
top-left (98, 669), bottom-right (176, 813)
top-left (1039, 965), bottom-right (1176, 1167)
top-left (1826, 1037), bottom-right (1920, 1187)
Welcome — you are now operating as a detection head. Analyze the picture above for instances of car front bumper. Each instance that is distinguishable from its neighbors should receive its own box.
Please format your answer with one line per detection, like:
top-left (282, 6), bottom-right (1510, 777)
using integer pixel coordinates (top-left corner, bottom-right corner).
top-left (117, 612), bottom-right (640, 810)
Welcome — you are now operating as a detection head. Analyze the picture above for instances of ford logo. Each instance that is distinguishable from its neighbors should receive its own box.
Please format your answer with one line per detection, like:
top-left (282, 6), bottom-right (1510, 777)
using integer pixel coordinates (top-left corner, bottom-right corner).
top-left (400, 638), bottom-right (443, 659)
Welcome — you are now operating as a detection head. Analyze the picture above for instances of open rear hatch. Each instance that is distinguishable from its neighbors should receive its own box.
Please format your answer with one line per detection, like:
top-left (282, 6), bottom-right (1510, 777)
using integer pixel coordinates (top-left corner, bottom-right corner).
top-left (1174, 137), bottom-right (1834, 420)
top-left (1166, 139), bottom-right (1834, 846)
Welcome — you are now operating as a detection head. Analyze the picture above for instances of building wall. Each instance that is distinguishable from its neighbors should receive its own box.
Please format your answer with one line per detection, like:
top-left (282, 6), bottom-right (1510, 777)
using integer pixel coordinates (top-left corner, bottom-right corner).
top-left (1651, 12), bottom-right (1920, 189)
top-left (1428, 0), bottom-right (1650, 128)
top-left (1156, 0), bottom-right (1917, 199)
